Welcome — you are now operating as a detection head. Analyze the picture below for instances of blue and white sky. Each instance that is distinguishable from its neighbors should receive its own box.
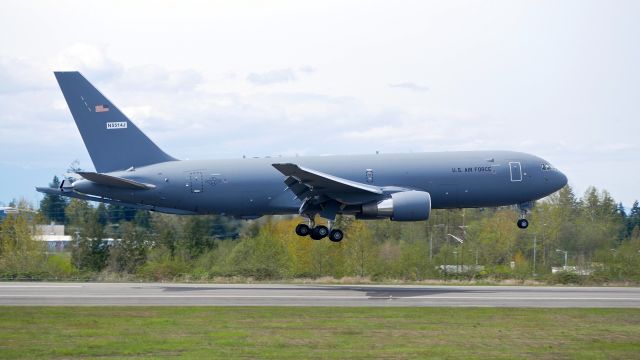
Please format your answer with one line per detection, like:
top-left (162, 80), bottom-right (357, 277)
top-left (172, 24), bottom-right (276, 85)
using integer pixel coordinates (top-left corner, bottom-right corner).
top-left (0, 0), bottom-right (639, 207)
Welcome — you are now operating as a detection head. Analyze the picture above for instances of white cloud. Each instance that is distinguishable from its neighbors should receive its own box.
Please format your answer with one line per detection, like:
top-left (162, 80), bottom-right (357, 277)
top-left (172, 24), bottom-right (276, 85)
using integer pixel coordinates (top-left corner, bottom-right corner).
top-left (389, 82), bottom-right (429, 92)
top-left (245, 67), bottom-right (315, 86)
top-left (115, 65), bottom-right (203, 91)
top-left (247, 68), bottom-right (296, 85)
top-left (0, 57), bottom-right (53, 93)
top-left (299, 66), bottom-right (315, 74)
top-left (50, 43), bottom-right (123, 80)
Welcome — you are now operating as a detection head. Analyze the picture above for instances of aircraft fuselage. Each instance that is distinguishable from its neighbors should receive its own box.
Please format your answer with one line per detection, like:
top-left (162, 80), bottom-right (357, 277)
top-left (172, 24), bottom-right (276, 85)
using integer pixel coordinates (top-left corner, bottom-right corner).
top-left (73, 150), bottom-right (567, 218)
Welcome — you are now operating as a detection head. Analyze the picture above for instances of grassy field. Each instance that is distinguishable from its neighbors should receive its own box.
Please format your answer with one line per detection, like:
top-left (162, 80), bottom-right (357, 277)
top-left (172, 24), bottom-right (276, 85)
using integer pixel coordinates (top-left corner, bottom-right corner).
top-left (1, 307), bottom-right (639, 359)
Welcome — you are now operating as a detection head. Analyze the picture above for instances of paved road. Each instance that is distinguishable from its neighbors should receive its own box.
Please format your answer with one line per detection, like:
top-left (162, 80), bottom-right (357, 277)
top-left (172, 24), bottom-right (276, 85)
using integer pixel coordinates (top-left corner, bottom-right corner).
top-left (0, 282), bottom-right (638, 307)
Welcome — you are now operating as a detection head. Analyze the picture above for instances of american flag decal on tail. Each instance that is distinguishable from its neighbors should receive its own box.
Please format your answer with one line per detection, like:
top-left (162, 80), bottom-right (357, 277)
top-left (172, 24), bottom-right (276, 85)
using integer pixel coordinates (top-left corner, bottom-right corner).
top-left (95, 104), bottom-right (110, 112)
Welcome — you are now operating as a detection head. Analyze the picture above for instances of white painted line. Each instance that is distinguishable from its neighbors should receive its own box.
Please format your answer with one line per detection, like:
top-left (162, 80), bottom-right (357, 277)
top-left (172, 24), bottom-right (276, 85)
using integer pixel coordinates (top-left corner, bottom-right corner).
top-left (410, 296), bottom-right (640, 300)
top-left (0, 295), bottom-right (367, 299)
top-left (0, 295), bottom-right (638, 301)
top-left (0, 285), bottom-right (83, 288)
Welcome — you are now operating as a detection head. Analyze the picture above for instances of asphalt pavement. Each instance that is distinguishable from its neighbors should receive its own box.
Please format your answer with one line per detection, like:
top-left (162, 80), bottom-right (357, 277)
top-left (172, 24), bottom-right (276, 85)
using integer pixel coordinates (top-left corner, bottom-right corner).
top-left (1, 282), bottom-right (639, 307)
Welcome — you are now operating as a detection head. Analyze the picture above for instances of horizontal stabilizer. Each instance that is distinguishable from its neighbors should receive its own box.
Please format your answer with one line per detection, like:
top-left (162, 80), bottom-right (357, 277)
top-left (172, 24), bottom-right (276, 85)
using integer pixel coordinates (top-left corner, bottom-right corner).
top-left (76, 172), bottom-right (154, 190)
top-left (36, 187), bottom-right (195, 215)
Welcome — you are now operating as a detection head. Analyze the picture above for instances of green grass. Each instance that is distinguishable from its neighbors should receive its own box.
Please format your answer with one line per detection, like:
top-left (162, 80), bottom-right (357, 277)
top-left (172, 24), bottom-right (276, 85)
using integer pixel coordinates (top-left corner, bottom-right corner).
top-left (0, 307), bottom-right (639, 359)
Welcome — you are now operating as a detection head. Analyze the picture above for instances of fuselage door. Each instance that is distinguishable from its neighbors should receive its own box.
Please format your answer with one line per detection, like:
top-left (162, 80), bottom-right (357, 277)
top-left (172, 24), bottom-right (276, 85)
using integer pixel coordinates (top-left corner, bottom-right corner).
top-left (190, 172), bottom-right (203, 193)
top-left (509, 162), bottom-right (522, 182)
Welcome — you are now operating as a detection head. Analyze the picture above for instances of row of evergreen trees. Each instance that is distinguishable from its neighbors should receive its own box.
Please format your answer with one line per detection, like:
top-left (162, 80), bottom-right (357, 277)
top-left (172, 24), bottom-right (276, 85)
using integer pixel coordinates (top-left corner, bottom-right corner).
top-left (1, 176), bottom-right (639, 282)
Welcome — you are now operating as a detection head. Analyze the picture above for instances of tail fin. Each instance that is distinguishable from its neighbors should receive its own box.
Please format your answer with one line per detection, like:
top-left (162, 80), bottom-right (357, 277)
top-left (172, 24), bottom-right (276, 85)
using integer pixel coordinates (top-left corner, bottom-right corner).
top-left (54, 71), bottom-right (176, 173)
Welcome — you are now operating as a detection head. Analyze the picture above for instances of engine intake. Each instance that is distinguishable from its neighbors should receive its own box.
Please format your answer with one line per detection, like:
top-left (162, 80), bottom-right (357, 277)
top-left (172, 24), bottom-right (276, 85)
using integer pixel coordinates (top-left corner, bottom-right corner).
top-left (360, 191), bottom-right (431, 221)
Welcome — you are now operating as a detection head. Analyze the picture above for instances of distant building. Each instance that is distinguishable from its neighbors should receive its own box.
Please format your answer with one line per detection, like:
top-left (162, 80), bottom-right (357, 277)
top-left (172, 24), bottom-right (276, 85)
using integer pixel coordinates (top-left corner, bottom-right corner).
top-left (34, 223), bottom-right (73, 252)
top-left (33, 223), bottom-right (119, 252)
top-left (0, 207), bottom-right (18, 222)
top-left (437, 265), bottom-right (485, 274)
top-left (551, 266), bottom-right (595, 276)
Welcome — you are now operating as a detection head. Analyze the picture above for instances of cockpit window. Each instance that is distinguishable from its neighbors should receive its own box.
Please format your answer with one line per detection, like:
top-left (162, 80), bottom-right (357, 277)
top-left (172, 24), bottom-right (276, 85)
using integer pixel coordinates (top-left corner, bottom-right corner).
top-left (541, 163), bottom-right (553, 171)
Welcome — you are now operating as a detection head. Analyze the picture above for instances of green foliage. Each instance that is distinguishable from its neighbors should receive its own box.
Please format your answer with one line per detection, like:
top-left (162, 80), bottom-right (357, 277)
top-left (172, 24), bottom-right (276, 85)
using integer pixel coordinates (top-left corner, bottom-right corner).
top-left (2, 184), bottom-right (639, 283)
top-left (548, 271), bottom-right (584, 285)
top-left (226, 222), bottom-right (292, 280)
top-left (96, 203), bottom-right (108, 226)
top-left (182, 216), bottom-right (216, 259)
top-left (512, 251), bottom-right (531, 280)
top-left (342, 220), bottom-right (378, 278)
top-left (138, 248), bottom-right (192, 281)
top-left (108, 222), bottom-right (148, 273)
top-left (0, 212), bottom-right (47, 279)
top-left (43, 253), bottom-right (78, 278)
top-left (39, 175), bottom-right (68, 224)
top-left (150, 213), bottom-right (182, 259)
top-left (106, 204), bottom-right (138, 223)
top-left (65, 199), bottom-right (93, 228)
top-left (468, 209), bottom-right (518, 265)
top-left (627, 201), bottom-right (640, 237)
top-left (69, 202), bottom-right (109, 272)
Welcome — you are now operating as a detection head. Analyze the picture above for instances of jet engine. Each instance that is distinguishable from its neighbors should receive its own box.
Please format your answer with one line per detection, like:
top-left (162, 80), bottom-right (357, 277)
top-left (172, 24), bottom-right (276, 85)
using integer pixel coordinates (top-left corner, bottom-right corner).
top-left (359, 191), bottom-right (431, 221)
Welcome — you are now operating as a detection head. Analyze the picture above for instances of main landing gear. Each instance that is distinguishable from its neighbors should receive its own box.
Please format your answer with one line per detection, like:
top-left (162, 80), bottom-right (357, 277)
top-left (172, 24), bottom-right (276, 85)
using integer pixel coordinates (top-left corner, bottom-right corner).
top-left (295, 220), bottom-right (344, 242)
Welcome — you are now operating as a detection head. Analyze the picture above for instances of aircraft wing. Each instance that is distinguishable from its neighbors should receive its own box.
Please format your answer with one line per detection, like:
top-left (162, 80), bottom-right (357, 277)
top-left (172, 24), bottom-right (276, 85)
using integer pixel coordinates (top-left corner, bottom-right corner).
top-left (272, 163), bottom-right (383, 205)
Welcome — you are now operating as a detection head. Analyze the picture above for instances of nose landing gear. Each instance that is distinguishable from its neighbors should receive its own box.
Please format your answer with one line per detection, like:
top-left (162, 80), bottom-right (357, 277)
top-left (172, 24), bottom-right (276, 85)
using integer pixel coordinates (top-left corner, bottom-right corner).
top-left (517, 218), bottom-right (529, 229)
top-left (517, 202), bottom-right (532, 229)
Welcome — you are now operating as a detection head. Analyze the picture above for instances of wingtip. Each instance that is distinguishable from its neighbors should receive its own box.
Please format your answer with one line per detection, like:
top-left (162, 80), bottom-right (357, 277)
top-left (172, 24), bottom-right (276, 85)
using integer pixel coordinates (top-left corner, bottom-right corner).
top-left (36, 186), bottom-right (58, 194)
top-left (272, 163), bottom-right (298, 171)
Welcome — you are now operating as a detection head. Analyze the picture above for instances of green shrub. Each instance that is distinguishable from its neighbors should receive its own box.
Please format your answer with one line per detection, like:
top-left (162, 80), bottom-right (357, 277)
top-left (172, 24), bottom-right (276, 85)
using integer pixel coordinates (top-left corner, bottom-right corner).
top-left (548, 271), bottom-right (583, 285)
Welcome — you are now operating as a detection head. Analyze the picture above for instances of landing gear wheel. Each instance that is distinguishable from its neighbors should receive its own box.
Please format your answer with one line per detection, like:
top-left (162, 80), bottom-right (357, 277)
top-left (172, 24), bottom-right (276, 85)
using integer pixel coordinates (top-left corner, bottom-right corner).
top-left (517, 219), bottom-right (529, 229)
top-left (310, 225), bottom-right (329, 240)
top-left (329, 229), bottom-right (344, 242)
top-left (295, 224), bottom-right (310, 237)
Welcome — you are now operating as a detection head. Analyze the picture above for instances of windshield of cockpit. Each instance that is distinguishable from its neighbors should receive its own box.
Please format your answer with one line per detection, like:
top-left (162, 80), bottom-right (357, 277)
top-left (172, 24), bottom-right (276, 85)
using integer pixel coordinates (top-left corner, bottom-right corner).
top-left (541, 163), bottom-right (555, 171)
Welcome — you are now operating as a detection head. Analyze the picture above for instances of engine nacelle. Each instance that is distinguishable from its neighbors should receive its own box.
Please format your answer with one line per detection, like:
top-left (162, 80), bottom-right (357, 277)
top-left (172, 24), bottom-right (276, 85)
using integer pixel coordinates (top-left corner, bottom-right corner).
top-left (359, 191), bottom-right (431, 221)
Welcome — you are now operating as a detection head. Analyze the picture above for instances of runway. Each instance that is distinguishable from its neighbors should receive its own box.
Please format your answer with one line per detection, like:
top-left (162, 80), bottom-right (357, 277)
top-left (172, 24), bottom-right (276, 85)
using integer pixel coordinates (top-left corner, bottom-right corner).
top-left (1, 282), bottom-right (639, 307)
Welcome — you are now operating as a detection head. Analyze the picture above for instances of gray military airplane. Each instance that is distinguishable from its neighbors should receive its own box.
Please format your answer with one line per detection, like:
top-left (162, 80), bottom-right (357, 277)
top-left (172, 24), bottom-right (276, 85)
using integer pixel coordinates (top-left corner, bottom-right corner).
top-left (37, 72), bottom-right (567, 242)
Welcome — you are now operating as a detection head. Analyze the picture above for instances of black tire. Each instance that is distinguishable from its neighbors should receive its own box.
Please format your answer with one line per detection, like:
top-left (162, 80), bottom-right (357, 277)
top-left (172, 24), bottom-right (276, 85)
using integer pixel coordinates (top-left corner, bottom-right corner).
top-left (517, 219), bottom-right (529, 229)
top-left (310, 225), bottom-right (329, 240)
top-left (329, 229), bottom-right (344, 242)
top-left (295, 224), bottom-right (310, 237)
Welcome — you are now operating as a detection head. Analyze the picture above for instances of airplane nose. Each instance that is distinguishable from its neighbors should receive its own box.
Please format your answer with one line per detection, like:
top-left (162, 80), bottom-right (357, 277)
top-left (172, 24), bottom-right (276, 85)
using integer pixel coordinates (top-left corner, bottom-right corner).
top-left (556, 170), bottom-right (568, 189)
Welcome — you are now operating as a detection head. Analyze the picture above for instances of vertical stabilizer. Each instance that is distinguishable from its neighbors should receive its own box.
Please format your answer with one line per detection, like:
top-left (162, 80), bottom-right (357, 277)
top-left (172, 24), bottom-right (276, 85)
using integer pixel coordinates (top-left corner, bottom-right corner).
top-left (54, 71), bottom-right (176, 173)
